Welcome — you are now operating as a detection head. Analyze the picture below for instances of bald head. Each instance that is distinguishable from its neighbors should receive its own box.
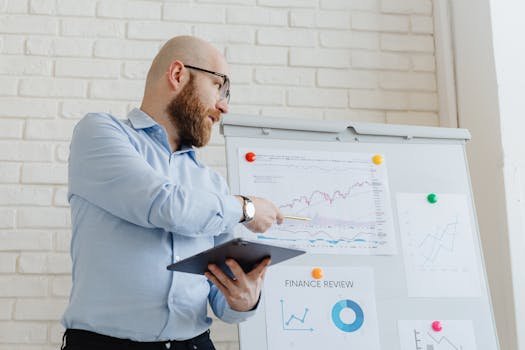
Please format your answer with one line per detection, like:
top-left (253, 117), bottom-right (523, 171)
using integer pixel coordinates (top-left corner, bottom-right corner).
top-left (145, 36), bottom-right (227, 88)
top-left (140, 35), bottom-right (229, 149)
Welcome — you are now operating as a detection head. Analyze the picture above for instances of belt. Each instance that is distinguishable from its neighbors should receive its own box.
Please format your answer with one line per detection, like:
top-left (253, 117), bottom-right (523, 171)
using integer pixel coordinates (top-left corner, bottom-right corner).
top-left (62, 328), bottom-right (212, 350)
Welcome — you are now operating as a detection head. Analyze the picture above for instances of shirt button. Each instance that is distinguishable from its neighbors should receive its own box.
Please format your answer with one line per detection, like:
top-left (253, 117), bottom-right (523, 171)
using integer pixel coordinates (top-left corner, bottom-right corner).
top-left (175, 256), bottom-right (181, 262)
top-left (165, 343), bottom-right (171, 349)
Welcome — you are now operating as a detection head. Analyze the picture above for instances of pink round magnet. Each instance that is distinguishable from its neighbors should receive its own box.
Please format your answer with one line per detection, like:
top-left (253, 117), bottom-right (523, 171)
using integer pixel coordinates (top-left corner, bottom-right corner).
top-left (431, 321), bottom-right (442, 332)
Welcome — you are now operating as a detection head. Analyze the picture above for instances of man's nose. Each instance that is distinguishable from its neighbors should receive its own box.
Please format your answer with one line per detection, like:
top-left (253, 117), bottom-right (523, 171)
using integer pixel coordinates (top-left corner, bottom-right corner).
top-left (216, 98), bottom-right (229, 114)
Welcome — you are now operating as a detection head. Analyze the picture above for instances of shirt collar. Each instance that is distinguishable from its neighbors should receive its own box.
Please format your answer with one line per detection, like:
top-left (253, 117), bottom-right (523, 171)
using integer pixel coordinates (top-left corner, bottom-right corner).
top-left (127, 108), bottom-right (203, 167)
top-left (127, 108), bottom-right (158, 130)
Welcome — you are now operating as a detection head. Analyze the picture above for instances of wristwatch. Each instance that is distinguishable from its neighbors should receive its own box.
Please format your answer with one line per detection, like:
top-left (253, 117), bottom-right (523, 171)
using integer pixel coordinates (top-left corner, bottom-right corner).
top-left (239, 196), bottom-right (255, 223)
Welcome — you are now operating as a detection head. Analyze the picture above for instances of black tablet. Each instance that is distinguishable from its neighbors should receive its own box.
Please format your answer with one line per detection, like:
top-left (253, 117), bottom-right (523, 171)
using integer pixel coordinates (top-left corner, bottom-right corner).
top-left (167, 238), bottom-right (305, 278)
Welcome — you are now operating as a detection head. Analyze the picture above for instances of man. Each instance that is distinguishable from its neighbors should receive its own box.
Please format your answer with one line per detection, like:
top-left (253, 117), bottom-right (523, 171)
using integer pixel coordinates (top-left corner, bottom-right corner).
top-left (60, 36), bottom-right (283, 350)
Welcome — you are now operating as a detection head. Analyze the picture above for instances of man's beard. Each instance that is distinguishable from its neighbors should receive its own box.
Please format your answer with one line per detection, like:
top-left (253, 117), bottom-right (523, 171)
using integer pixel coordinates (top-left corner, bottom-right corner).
top-left (166, 78), bottom-right (213, 148)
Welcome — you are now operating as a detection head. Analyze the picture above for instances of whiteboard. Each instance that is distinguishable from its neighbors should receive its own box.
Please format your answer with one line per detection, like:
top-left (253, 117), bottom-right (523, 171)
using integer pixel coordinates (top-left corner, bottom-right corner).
top-left (221, 114), bottom-right (499, 350)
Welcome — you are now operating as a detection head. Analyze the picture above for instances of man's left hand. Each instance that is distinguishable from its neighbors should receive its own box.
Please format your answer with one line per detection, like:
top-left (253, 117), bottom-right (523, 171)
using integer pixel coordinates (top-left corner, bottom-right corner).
top-left (205, 258), bottom-right (270, 312)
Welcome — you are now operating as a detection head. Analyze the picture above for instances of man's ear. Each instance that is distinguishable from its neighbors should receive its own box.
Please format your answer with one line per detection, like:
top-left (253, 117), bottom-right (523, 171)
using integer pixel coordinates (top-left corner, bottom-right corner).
top-left (166, 60), bottom-right (186, 91)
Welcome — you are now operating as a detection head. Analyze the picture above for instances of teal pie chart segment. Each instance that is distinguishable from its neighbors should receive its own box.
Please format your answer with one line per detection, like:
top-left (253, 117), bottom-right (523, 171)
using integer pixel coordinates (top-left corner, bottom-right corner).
top-left (331, 299), bottom-right (364, 332)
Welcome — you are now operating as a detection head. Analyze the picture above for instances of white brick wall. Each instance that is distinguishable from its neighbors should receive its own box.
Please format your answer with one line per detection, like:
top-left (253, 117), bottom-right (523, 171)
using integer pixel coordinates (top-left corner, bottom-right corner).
top-left (0, 0), bottom-right (440, 348)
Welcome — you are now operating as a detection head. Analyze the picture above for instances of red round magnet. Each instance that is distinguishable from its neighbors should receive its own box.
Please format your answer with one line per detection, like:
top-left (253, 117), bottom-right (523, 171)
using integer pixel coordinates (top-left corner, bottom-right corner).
top-left (431, 321), bottom-right (442, 332)
top-left (245, 152), bottom-right (256, 162)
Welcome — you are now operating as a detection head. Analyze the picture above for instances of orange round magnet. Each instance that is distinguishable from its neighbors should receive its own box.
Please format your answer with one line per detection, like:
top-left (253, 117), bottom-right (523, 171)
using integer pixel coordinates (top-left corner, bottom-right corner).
top-left (311, 267), bottom-right (324, 280)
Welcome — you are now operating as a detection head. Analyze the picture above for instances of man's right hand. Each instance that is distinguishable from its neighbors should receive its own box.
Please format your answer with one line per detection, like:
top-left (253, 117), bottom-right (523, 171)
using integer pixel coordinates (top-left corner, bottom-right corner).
top-left (236, 196), bottom-right (283, 233)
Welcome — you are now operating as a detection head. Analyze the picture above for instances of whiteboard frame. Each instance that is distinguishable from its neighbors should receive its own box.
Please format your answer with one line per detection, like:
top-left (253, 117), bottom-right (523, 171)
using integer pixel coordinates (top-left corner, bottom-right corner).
top-left (220, 114), bottom-right (499, 350)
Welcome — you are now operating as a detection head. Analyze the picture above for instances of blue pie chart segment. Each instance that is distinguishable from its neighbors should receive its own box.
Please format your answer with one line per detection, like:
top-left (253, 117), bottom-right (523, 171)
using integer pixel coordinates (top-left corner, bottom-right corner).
top-left (331, 299), bottom-right (364, 332)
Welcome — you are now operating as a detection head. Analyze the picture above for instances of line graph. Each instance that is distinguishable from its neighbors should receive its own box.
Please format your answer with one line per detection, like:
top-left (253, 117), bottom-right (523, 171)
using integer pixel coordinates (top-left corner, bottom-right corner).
top-left (399, 321), bottom-right (476, 350)
top-left (239, 148), bottom-right (396, 255)
top-left (279, 182), bottom-right (373, 210)
top-left (257, 228), bottom-right (385, 247)
top-left (397, 193), bottom-right (482, 297)
top-left (401, 202), bottom-right (471, 271)
top-left (427, 332), bottom-right (463, 350)
top-left (418, 217), bottom-right (459, 267)
top-left (412, 329), bottom-right (463, 350)
top-left (280, 299), bottom-right (314, 332)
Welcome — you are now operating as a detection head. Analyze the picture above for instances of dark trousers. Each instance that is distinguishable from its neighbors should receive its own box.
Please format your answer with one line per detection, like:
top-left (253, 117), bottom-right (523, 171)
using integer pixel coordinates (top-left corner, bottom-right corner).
top-left (61, 329), bottom-right (216, 350)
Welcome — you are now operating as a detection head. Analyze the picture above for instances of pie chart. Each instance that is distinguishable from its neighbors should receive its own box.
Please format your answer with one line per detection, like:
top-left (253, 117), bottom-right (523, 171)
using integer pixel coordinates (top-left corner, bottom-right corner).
top-left (331, 299), bottom-right (364, 332)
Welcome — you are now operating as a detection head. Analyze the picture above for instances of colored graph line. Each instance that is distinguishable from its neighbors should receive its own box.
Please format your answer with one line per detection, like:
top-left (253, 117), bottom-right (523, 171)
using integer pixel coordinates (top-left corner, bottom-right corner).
top-left (279, 182), bottom-right (373, 210)
top-left (280, 299), bottom-right (314, 332)
top-left (285, 308), bottom-right (309, 326)
top-left (257, 231), bottom-right (384, 247)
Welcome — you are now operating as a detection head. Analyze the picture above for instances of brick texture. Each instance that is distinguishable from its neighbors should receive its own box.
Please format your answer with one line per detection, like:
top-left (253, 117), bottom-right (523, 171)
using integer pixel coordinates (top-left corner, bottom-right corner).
top-left (0, 0), bottom-right (441, 348)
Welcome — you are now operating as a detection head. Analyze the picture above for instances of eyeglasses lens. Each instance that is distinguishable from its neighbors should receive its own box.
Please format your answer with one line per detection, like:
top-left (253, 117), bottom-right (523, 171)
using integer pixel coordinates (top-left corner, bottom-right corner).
top-left (221, 77), bottom-right (230, 103)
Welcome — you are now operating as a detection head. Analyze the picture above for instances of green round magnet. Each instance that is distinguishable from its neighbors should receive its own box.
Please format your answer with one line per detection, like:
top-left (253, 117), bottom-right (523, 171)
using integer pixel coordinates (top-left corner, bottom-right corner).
top-left (427, 193), bottom-right (438, 204)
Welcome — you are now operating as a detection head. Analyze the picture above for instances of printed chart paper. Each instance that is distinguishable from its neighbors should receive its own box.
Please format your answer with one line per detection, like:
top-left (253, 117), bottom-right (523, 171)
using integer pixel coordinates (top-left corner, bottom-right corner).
top-left (238, 148), bottom-right (396, 255)
top-left (397, 193), bottom-right (482, 297)
top-left (398, 320), bottom-right (477, 350)
top-left (264, 266), bottom-right (380, 350)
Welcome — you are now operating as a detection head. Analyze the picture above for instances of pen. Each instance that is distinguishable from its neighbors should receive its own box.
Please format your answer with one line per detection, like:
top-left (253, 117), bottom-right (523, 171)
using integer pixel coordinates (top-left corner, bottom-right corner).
top-left (283, 215), bottom-right (312, 221)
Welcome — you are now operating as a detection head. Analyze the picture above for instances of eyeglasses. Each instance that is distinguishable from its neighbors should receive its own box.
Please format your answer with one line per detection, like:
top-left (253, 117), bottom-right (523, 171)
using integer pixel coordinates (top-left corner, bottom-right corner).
top-left (184, 64), bottom-right (230, 103)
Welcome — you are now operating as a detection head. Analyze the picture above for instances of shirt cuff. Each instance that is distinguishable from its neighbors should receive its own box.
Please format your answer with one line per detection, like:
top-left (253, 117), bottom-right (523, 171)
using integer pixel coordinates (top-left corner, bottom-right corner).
top-left (222, 195), bottom-right (242, 231)
top-left (220, 301), bottom-right (259, 324)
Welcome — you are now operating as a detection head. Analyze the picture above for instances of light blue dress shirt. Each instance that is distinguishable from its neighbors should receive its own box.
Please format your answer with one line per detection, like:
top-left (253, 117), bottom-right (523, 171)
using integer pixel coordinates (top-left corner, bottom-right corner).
top-left (61, 108), bottom-right (254, 341)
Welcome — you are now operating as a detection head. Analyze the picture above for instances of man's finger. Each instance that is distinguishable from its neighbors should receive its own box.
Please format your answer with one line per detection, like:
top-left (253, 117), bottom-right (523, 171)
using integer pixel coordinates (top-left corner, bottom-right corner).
top-left (207, 264), bottom-right (236, 290)
top-left (205, 272), bottom-right (229, 297)
top-left (248, 258), bottom-right (271, 278)
top-left (276, 211), bottom-right (284, 225)
top-left (260, 267), bottom-right (268, 281)
top-left (273, 202), bottom-right (284, 225)
top-left (225, 259), bottom-right (247, 283)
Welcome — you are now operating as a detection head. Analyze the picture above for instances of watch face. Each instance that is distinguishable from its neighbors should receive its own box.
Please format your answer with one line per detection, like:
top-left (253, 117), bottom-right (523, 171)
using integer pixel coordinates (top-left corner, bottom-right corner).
top-left (246, 202), bottom-right (256, 218)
